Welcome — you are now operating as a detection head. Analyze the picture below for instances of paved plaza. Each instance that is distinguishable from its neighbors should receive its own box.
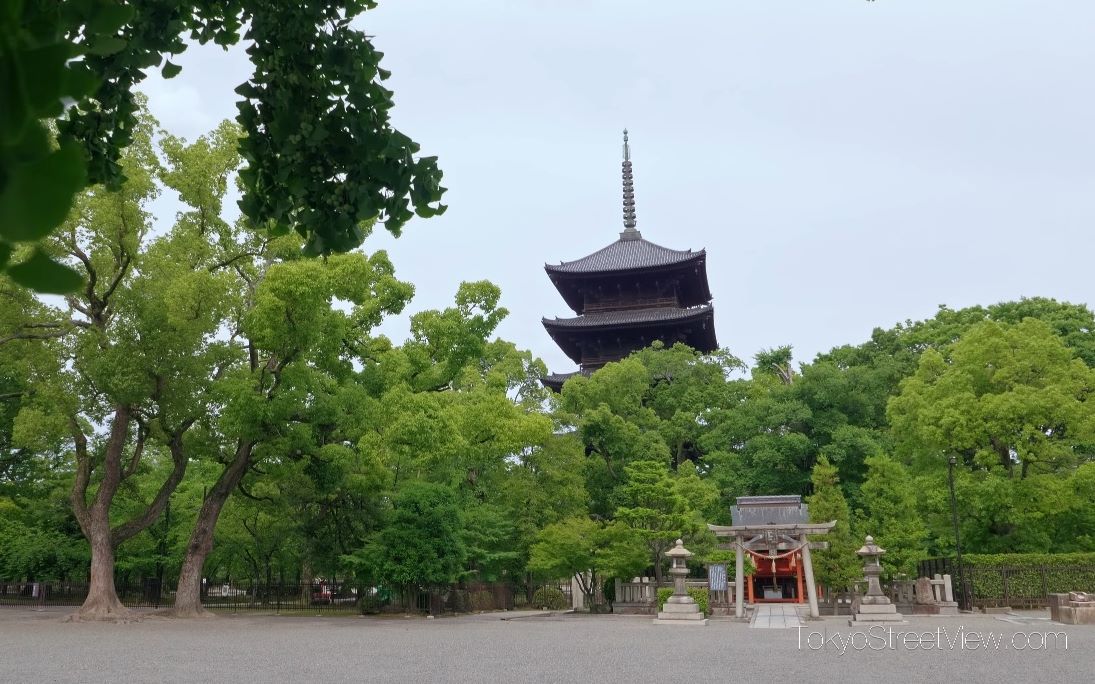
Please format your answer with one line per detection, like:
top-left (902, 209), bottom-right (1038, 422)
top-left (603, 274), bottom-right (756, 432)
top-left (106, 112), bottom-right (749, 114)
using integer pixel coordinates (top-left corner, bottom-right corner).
top-left (1, 608), bottom-right (1092, 683)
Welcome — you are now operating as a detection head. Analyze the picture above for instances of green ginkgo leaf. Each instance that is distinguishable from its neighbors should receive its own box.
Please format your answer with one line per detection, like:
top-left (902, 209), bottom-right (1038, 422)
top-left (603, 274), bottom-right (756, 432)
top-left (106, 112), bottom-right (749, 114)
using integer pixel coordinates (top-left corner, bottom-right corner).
top-left (7, 249), bottom-right (84, 293)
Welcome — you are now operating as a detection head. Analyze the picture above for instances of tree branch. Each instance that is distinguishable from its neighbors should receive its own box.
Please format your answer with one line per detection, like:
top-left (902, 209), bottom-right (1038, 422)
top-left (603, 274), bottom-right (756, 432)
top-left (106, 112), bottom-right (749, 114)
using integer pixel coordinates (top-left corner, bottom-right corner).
top-left (111, 419), bottom-right (195, 545)
top-left (69, 417), bottom-right (92, 537)
top-left (209, 251), bottom-right (260, 273)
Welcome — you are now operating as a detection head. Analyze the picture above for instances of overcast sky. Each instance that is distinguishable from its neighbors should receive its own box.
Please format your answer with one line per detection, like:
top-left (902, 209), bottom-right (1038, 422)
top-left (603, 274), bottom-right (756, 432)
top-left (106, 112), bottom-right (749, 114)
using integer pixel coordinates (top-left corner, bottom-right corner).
top-left (138, 1), bottom-right (1095, 375)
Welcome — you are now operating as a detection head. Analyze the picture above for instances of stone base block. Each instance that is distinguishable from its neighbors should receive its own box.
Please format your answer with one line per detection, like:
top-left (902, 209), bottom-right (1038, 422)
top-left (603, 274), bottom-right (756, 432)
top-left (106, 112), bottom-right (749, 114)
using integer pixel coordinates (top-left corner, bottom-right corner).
top-left (857, 604), bottom-right (900, 615)
top-left (849, 619), bottom-right (909, 626)
top-left (851, 613), bottom-right (905, 623)
top-left (913, 602), bottom-right (959, 615)
top-left (1052, 607), bottom-right (1095, 625)
top-left (850, 604), bottom-right (906, 626)
top-left (657, 610), bottom-right (705, 620)
top-left (660, 602), bottom-right (701, 614)
top-left (653, 618), bottom-right (709, 626)
top-left (936, 602), bottom-right (960, 615)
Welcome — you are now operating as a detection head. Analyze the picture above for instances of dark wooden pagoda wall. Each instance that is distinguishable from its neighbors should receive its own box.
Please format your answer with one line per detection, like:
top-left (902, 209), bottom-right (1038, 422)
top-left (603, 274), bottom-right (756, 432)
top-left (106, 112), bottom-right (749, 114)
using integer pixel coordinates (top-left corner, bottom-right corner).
top-left (577, 328), bottom-right (693, 369)
top-left (582, 277), bottom-right (681, 313)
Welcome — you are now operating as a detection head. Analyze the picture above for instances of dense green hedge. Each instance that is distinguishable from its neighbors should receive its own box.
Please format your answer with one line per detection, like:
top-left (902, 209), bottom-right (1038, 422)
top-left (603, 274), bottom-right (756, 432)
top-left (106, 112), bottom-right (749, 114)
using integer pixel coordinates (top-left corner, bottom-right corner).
top-left (959, 554), bottom-right (1095, 601)
top-left (963, 553), bottom-right (1095, 567)
top-left (656, 587), bottom-right (709, 616)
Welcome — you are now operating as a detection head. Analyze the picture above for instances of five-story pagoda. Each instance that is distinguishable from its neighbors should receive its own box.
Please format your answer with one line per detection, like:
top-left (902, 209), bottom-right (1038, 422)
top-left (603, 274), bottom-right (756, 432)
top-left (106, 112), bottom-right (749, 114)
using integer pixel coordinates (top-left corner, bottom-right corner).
top-left (541, 131), bottom-right (717, 391)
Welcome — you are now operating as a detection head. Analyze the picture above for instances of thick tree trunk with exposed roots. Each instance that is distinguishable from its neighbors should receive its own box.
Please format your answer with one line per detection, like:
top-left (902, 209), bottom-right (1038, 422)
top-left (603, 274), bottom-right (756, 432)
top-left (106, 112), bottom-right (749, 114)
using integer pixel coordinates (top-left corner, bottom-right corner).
top-left (67, 522), bottom-right (132, 622)
top-left (67, 407), bottom-right (133, 622)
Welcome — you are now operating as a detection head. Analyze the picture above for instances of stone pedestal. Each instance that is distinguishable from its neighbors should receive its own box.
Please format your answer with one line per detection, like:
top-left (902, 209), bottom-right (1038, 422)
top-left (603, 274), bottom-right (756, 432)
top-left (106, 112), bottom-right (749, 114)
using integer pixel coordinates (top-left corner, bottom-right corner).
top-left (1049, 592), bottom-right (1095, 625)
top-left (848, 536), bottom-right (907, 626)
top-left (912, 602), bottom-right (959, 615)
top-left (653, 539), bottom-right (708, 626)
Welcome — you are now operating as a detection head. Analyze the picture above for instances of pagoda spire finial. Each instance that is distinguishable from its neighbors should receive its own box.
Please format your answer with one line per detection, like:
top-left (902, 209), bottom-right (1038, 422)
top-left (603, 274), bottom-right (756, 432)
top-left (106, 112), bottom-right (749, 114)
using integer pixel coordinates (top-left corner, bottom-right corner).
top-left (620, 129), bottom-right (640, 240)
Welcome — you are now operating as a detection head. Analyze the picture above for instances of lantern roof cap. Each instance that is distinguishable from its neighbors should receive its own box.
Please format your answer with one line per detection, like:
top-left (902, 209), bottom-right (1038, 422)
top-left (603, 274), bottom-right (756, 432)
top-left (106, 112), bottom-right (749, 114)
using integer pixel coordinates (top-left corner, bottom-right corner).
top-left (664, 538), bottom-right (693, 559)
top-left (856, 535), bottom-right (886, 557)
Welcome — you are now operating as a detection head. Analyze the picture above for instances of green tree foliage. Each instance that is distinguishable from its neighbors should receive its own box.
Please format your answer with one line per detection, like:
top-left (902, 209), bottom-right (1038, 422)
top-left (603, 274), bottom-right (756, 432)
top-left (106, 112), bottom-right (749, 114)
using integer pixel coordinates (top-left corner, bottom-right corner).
top-left (527, 516), bottom-right (647, 605)
top-left (2, 0), bottom-right (444, 291)
top-left (807, 457), bottom-right (860, 590)
top-left (889, 319), bottom-right (1095, 477)
top-left (614, 458), bottom-right (709, 585)
top-left (558, 343), bottom-right (739, 518)
top-left (889, 319), bottom-right (1095, 554)
top-left (855, 454), bottom-right (926, 578)
top-left (348, 481), bottom-right (466, 593)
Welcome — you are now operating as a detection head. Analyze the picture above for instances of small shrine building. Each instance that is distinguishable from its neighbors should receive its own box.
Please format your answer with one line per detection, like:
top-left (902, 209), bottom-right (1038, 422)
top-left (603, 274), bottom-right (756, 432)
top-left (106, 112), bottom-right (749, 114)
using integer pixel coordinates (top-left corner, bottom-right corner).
top-left (708, 495), bottom-right (836, 619)
top-left (540, 131), bottom-right (717, 391)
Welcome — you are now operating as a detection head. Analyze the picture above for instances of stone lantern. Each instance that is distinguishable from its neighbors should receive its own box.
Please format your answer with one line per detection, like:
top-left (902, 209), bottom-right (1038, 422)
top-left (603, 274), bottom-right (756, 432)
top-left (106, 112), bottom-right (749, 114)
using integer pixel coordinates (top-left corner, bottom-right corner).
top-left (653, 539), bottom-right (707, 626)
top-left (856, 535), bottom-right (889, 605)
top-left (849, 535), bottom-right (906, 626)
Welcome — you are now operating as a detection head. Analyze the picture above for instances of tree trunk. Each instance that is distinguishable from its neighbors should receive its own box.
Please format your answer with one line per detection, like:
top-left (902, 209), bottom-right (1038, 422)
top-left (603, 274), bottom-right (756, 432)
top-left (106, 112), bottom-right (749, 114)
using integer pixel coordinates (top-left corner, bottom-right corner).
top-left (170, 440), bottom-right (254, 617)
top-left (67, 406), bottom-right (133, 622)
top-left (301, 560), bottom-right (314, 606)
top-left (67, 522), bottom-right (130, 621)
top-left (653, 549), bottom-right (665, 586)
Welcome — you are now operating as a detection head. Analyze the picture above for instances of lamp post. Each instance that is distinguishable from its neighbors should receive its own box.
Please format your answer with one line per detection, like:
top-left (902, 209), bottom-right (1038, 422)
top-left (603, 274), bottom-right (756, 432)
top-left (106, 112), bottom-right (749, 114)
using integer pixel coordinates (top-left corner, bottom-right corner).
top-left (947, 454), bottom-right (966, 610)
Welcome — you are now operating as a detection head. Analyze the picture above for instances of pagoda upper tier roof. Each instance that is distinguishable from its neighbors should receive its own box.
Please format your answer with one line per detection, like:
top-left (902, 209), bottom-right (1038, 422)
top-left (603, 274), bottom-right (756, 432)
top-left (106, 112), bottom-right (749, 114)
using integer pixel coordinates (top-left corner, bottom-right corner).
top-left (544, 230), bottom-right (704, 276)
top-left (542, 304), bottom-right (714, 331)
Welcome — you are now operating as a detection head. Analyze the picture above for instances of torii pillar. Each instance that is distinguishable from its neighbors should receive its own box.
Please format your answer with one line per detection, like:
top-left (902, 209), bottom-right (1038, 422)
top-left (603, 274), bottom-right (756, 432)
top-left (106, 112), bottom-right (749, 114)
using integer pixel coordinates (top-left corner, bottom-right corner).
top-left (800, 533), bottom-right (820, 618)
top-left (734, 534), bottom-right (745, 619)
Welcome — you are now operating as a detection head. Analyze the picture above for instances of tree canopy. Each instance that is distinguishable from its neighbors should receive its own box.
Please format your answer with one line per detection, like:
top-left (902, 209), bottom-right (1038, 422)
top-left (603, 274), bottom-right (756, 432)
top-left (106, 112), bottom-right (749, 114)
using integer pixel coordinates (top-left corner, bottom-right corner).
top-left (2, 0), bottom-right (444, 292)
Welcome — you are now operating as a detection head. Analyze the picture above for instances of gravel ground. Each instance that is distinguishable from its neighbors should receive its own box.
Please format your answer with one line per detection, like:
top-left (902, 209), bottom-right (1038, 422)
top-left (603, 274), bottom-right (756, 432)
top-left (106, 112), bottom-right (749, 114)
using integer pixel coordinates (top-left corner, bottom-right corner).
top-left (1, 608), bottom-right (1092, 683)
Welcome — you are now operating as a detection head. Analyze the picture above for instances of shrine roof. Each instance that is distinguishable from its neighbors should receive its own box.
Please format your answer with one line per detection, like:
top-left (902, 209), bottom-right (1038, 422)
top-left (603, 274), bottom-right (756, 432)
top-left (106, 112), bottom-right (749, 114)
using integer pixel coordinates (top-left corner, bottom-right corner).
top-left (731, 495), bottom-right (810, 527)
top-left (544, 230), bottom-right (705, 275)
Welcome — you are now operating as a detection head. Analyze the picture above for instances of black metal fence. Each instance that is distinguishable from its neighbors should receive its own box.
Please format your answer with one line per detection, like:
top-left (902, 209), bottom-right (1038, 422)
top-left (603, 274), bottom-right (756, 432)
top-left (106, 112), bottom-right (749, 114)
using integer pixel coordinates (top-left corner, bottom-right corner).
top-left (0, 580), bottom-right (562, 614)
top-left (0, 580), bottom-right (168, 609)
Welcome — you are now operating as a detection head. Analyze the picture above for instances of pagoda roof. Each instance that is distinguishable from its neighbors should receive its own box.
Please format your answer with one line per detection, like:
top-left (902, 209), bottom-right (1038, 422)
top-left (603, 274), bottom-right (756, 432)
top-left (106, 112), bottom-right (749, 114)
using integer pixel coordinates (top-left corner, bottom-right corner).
top-left (540, 371), bottom-right (583, 392)
top-left (544, 230), bottom-right (705, 276)
top-left (542, 304), bottom-right (713, 331)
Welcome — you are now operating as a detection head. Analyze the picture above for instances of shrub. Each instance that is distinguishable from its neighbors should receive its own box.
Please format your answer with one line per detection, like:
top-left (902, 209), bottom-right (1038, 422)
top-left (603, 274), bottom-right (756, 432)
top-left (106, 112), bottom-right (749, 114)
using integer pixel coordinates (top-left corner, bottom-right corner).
top-left (531, 586), bottom-right (568, 610)
top-left (967, 568), bottom-right (1095, 602)
top-left (963, 553), bottom-right (1095, 568)
top-left (657, 587), bottom-right (709, 616)
top-left (955, 554), bottom-right (1095, 602)
top-left (468, 589), bottom-right (494, 611)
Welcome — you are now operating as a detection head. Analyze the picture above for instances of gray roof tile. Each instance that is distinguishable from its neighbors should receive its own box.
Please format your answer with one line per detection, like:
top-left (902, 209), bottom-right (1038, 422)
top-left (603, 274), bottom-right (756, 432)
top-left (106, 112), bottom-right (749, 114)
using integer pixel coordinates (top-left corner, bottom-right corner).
top-left (542, 304), bottom-right (713, 330)
top-left (545, 231), bottom-right (703, 274)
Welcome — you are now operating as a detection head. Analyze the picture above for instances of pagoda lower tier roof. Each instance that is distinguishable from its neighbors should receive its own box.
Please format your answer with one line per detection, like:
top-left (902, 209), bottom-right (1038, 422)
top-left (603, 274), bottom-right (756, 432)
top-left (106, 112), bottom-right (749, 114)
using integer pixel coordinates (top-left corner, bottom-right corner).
top-left (542, 305), bottom-right (717, 365)
top-left (540, 371), bottom-right (583, 392)
top-left (542, 304), bottom-right (713, 331)
top-left (544, 231), bottom-right (705, 275)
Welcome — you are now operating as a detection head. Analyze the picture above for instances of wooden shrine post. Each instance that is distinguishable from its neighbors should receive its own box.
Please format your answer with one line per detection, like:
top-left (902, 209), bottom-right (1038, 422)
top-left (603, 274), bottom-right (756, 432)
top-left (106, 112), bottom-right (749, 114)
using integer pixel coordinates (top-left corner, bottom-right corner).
top-left (795, 552), bottom-right (804, 604)
top-left (734, 534), bottom-right (745, 619)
